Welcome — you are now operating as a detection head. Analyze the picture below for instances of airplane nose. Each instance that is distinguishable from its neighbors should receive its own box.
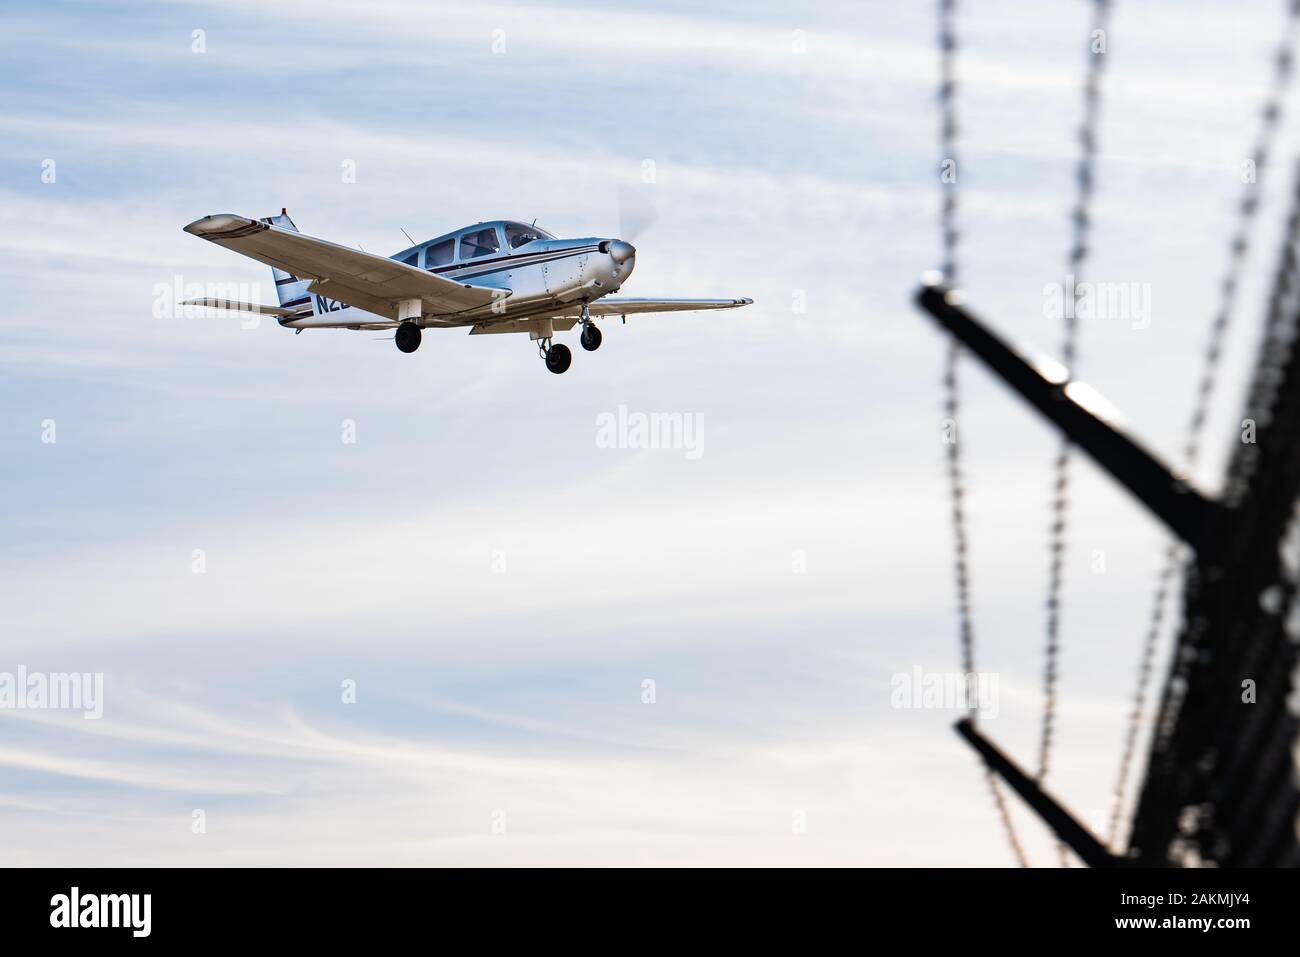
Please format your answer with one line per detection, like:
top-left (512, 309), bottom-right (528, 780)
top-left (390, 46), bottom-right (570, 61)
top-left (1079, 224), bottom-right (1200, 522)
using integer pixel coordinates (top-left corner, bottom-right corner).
top-left (608, 239), bottom-right (636, 264)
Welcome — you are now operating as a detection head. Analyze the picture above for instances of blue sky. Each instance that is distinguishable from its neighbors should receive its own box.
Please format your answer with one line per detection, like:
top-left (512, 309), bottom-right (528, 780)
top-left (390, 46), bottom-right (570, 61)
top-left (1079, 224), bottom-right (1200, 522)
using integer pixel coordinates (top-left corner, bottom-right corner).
top-left (1, 0), bottom-right (1296, 865)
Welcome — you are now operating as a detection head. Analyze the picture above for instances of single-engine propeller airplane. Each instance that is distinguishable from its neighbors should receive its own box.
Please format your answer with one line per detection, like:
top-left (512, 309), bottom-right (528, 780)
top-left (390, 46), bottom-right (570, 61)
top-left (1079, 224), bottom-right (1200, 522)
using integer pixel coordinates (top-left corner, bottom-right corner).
top-left (181, 210), bottom-right (752, 374)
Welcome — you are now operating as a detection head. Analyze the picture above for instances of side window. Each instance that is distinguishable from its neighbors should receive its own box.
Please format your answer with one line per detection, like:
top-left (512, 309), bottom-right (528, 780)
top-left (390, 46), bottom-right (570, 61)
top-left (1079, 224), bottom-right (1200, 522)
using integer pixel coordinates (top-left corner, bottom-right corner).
top-left (506, 223), bottom-right (544, 248)
top-left (398, 251), bottom-right (418, 267)
top-left (459, 227), bottom-right (500, 260)
top-left (425, 239), bottom-right (454, 269)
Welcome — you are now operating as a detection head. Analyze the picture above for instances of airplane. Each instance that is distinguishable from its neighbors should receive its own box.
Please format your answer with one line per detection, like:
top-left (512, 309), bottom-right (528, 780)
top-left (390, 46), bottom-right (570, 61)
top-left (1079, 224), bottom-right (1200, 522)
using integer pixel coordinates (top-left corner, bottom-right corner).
top-left (181, 210), bottom-right (753, 374)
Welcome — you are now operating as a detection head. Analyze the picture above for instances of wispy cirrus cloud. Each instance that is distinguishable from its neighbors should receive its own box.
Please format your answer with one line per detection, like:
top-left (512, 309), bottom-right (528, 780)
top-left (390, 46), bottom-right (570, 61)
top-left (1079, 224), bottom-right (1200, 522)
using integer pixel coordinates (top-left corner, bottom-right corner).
top-left (1, 0), bottom-right (1292, 867)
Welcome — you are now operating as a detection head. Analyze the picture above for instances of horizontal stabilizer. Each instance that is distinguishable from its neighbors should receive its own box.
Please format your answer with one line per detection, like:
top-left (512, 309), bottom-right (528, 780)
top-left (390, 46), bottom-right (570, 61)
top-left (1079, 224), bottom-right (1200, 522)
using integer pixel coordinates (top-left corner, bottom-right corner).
top-left (180, 298), bottom-right (302, 318)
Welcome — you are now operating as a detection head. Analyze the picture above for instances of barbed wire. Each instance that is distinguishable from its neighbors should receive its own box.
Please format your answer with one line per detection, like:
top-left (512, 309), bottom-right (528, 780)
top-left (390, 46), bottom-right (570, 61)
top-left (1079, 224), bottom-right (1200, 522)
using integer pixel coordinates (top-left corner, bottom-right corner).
top-left (1035, 0), bottom-right (1113, 869)
top-left (937, 0), bottom-right (1029, 869)
top-left (1107, 0), bottom-right (1300, 852)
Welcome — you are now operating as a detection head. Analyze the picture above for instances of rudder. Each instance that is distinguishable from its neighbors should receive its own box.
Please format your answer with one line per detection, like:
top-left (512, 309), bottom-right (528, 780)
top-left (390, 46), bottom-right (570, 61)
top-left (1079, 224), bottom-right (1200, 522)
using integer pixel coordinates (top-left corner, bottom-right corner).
top-left (260, 209), bottom-right (314, 315)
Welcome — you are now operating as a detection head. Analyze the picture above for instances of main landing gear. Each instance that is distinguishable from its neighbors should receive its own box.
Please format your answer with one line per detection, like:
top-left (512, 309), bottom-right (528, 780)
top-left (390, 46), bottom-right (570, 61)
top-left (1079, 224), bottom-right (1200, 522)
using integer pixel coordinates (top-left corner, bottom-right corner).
top-left (538, 301), bottom-right (599, 374)
top-left (395, 321), bottom-right (422, 354)
top-left (578, 301), bottom-right (602, 352)
top-left (539, 338), bottom-right (572, 374)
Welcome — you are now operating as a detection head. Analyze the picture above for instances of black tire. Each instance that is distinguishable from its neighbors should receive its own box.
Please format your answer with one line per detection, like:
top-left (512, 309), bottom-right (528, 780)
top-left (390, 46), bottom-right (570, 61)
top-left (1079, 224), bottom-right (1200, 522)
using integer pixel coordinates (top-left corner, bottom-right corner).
top-left (395, 322), bottom-right (422, 354)
top-left (580, 324), bottom-right (602, 352)
top-left (545, 343), bottom-right (572, 374)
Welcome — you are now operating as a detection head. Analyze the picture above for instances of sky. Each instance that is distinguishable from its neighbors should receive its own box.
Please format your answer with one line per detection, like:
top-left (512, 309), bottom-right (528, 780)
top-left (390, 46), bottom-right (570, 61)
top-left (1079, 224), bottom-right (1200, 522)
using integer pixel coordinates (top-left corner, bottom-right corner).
top-left (1, 0), bottom-right (1297, 866)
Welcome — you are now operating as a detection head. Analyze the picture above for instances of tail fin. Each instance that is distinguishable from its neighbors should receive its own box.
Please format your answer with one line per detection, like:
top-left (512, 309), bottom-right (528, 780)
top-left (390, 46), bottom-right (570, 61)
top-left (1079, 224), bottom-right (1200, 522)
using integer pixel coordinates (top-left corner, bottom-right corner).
top-left (260, 209), bottom-right (313, 312)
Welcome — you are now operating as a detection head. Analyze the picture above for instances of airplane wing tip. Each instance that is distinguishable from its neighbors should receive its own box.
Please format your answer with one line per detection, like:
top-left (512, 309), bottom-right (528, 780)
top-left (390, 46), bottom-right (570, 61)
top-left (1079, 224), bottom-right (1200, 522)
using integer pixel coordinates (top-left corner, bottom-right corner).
top-left (182, 214), bottom-right (260, 238)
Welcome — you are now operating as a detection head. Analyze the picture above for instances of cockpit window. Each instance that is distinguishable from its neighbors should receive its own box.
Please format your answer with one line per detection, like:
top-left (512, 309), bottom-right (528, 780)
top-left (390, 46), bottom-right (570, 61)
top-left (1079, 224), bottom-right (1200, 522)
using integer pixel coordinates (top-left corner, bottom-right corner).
top-left (459, 227), bottom-right (500, 260)
top-left (505, 222), bottom-right (549, 248)
top-left (425, 238), bottom-right (454, 269)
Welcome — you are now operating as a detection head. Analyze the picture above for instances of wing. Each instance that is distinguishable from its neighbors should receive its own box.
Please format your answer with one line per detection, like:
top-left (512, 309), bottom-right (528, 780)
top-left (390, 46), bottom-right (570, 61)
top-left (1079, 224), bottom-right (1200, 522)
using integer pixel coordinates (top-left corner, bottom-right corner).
top-left (469, 318), bottom-right (580, 335)
top-left (469, 297), bottom-right (752, 335)
top-left (182, 214), bottom-right (502, 320)
top-left (582, 297), bottom-right (753, 317)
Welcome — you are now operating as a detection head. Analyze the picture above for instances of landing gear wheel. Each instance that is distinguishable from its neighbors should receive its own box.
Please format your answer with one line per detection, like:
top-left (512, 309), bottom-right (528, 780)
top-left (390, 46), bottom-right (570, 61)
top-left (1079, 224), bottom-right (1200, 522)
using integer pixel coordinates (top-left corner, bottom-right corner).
top-left (545, 343), bottom-right (572, 374)
top-left (395, 322), bottom-right (422, 354)
top-left (580, 323), bottom-right (602, 352)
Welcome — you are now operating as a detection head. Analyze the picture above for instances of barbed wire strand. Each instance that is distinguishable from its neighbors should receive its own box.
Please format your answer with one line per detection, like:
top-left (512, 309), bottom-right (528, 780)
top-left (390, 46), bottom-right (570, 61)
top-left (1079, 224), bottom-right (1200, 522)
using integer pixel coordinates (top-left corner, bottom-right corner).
top-left (1036, 0), bottom-right (1114, 869)
top-left (938, 0), bottom-right (1029, 869)
top-left (1107, 2), bottom-right (1300, 852)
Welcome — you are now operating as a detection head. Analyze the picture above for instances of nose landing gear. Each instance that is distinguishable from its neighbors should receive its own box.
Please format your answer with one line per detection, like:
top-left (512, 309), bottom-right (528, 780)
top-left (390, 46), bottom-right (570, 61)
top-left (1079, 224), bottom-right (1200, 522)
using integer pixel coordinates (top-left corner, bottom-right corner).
top-left (578, 301), bottom-right (602, 351)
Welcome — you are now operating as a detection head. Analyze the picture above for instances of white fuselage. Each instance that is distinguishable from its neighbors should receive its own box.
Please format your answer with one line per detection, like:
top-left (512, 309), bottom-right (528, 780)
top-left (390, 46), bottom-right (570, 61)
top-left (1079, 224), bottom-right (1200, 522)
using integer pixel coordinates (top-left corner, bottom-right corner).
top-left (281, 222), bottom-right (636, 330)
